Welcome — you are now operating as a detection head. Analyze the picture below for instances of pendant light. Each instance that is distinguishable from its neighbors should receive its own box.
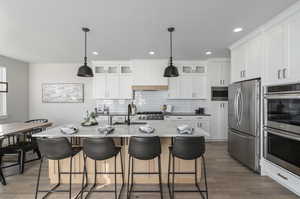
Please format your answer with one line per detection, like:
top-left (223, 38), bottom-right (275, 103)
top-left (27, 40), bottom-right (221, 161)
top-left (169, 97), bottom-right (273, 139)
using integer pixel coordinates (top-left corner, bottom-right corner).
top-left (164, 27), bottom-right (179, 77)
top-left (77, 27), bottom-right (94, 77)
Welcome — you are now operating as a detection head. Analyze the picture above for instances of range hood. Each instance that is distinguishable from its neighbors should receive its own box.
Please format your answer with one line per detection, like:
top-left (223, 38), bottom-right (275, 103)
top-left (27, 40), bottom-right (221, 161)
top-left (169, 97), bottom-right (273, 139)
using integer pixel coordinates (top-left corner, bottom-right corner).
top-left (132, 85), bottom-right (168, 91)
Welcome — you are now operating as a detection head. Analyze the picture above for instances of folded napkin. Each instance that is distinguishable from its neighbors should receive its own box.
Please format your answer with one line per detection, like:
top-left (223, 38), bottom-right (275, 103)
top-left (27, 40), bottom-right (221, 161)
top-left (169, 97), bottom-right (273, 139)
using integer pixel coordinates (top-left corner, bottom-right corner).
top-left (97, 125), bottom-right (115, 135)
top-left (177, 125), bottom-right (194, 135)
top-left (139, 125), bottom-right (155, 134)
top-left (60, 125), bottom-right (78, 135)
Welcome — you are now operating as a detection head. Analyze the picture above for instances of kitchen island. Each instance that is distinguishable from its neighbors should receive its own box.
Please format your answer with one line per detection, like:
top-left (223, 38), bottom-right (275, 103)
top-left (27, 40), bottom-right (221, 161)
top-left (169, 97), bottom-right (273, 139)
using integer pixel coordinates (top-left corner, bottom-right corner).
top-left (34, 120), bottom-right (209, 184)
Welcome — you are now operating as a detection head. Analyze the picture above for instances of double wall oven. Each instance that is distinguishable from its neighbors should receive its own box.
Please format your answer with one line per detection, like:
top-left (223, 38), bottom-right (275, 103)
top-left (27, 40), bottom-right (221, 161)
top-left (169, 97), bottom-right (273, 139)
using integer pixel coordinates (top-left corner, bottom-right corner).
top-left (264, 83), bottom-right (300, 176)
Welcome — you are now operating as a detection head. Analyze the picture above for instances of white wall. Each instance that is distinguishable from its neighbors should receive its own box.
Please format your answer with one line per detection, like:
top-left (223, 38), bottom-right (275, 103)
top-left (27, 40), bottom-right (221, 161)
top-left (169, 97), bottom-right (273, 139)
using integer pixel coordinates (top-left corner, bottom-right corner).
top-left (0, 55), bottom-right (29, 123)
top-left (29, 63), bottom-right (96, 126)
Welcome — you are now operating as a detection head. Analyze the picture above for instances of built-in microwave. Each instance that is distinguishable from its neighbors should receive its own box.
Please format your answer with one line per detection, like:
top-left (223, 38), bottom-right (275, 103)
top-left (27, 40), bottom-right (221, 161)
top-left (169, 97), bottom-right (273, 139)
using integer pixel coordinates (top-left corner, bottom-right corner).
top-left (211, 87), bottom-right (228, 101)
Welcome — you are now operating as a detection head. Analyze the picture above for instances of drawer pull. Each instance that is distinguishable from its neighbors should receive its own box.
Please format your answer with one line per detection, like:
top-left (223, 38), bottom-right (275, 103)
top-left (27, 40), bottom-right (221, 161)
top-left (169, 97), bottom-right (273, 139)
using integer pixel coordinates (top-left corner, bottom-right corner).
top-left (277, 173), bottom-right (288, 180)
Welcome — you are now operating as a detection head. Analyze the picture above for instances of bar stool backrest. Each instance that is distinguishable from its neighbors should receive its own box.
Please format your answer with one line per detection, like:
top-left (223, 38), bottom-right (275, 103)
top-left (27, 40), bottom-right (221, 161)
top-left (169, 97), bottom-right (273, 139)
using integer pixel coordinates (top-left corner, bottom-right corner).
top-left (83, 138), bottom-right (118, 160)
top-left (37, 137), bottom-right (74, 160)
top-left (172, 136), bottom-right (205, 160)
top-left (129, 136), bottom-right (161, 160)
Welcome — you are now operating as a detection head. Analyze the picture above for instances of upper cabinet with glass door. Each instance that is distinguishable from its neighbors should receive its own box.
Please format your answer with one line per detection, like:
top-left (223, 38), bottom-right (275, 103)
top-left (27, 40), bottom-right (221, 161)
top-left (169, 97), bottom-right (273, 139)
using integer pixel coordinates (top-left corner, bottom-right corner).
top-left (168, 61), bottom-right (207, 99)
top-left (92, 61), bottom-right (133, 99)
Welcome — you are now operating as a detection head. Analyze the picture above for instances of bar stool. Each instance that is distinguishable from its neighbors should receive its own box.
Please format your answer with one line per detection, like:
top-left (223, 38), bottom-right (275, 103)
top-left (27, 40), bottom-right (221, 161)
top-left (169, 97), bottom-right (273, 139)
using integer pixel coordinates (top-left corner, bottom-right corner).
top-left (127, 136), bottom-right (163, 199)
top-left (168, 136), bottom-right (208, 199)
top-left (81, 137), bottom-right (124, 199)
top-left (35, 137), bottom-right (82, 199)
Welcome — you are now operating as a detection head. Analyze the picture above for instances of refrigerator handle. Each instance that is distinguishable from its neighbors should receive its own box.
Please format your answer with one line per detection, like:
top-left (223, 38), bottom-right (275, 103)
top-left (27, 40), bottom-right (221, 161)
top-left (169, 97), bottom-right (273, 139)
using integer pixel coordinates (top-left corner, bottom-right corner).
top-left (234, 88), bottom-right (240, 127)
top-left (238, 89), bottom-right (244, 126)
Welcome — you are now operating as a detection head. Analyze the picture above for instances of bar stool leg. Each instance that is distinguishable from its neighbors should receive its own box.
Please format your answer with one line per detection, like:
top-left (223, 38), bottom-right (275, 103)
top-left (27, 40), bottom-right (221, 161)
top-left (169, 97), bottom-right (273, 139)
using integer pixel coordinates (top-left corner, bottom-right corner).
top-left (80, 155), bottom-right (87, 199)
top-left (195, 158), bottom-right (204, 199)
top-left (167, 150), bottom-right (171, 192)
top-left (172, 155), bottom-right (175, 199)
top-left (114, 155), bottom-right (117, 199)
top-left (127, 155), bottom-right (132, 199)
top-left (69, 157), bottom-right (73, 199)
top-left (130, 157), bottom-right (134, 196)
top-left (158, 155), bottom-right (163, 199)
top-left (34, 157), bottom-right (43, 199)
top-left (120, 150), bottom-right (125, 186)
top-left (202, 156), bottom-right (208, 199)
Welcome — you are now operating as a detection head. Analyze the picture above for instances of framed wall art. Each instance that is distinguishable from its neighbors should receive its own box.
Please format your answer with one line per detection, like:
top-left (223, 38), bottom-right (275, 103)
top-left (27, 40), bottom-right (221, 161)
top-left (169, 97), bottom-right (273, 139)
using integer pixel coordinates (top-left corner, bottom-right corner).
top-left (42, 83), bottom-right (84, 103)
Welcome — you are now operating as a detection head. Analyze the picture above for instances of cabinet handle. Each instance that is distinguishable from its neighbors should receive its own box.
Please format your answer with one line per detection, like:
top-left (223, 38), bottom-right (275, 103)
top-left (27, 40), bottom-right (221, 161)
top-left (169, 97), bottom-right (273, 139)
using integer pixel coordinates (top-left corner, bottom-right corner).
top-left (277, 173), bottom-right (288, 180)
top-left (240, 71), bottom-right (242, 78)
top-left (200, 123), bottom-right (202, 128)
top-left (283, 68), bottom-right (287, 79)
top-left (277, 69), bottom-right (281, 79)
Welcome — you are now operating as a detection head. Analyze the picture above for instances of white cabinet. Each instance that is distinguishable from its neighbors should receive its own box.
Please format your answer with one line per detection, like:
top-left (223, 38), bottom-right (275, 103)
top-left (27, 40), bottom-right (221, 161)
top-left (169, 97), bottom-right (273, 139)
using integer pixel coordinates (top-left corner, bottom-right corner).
top-left (179, 77), bottom-right (193, 99)
top-left (264, 13), bottom-right (300, 85)
top-left (168, 75), bottom-right (207, 99)
top-left (287, 12), bottom-right (300, 83)
top-left (106, 74), bottom-right (119, 99)
top-left (231, 34), bottom-right (263, 83)
top-left (119, 75), bottom-right (133, 99)
top-left (94, 75), bottom-right (107, 98)
top-left (132, 59), bottom-right (168, 86)
top-left (168, 77), bottom-right (180, 99)
top-left (92, 62), bottom-right (133, 99)
top-left (191, 75), bottom-right (207, 99)
top-left (164, 115), bottom-right (210, 138)
top-left (194, 116), bottom-right (210, 139)
top-left (231, 43), bottom-right (246, 83)
top-left (207, 60), bottom-right (230, 86)
top-left (246, 35), bottom-right (264, 80)
top-left (264, 22), bottom-right (288, 85)
top-left (209, 102), bottom-right (228, 140)
top-left (168, 61), bottom-right (207, 99)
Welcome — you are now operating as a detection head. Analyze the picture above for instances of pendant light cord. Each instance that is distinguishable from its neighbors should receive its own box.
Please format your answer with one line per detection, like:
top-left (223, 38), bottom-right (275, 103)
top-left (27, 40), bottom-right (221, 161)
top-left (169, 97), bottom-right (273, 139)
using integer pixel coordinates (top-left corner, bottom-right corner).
top-left (169, 30), bottom-right (173, 65)
top-left (84, 30), bottom-right (87, 65)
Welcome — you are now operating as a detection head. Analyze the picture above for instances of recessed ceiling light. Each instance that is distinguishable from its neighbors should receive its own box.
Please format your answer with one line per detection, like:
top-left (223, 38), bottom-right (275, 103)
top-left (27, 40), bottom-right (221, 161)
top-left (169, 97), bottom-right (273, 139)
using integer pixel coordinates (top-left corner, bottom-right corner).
top-left (149, 51), bottom-right (155, 55)
top-left (92, 51), bottom-right (99, 55)
top-left (233, 27), bottom-right (243, 33)
top-left (205, 51), bottom-right (212, 55)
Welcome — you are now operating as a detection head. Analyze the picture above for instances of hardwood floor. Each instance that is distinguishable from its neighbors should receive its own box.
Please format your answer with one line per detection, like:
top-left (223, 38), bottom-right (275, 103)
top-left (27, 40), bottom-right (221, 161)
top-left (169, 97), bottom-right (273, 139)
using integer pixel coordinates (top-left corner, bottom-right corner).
top-left (0, 142), bottom-right (298, 199)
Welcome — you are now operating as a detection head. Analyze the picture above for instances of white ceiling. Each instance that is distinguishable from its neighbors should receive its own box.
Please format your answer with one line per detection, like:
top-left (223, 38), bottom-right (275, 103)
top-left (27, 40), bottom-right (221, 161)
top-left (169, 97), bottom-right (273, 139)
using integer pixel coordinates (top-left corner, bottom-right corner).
top-left (0, 0), bottom-right (298, 63)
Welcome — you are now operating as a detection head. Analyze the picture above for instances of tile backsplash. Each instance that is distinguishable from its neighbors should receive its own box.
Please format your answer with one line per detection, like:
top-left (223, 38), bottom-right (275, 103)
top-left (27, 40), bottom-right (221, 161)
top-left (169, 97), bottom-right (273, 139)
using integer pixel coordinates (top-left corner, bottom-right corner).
top-left (96, 91), bottom-right (209, 113)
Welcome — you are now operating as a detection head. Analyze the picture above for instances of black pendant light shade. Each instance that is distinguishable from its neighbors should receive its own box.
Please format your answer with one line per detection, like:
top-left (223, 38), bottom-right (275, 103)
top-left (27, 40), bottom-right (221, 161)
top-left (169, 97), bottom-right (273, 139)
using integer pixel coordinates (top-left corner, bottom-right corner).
top-left (164, 27), bottom-right (179, 77)
top-left (77, 27), bottom-right (94, 77)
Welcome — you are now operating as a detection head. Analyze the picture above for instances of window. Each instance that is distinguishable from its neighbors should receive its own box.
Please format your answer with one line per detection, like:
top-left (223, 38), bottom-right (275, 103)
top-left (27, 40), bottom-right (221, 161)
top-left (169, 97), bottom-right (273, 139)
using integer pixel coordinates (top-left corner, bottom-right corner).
top-left (0, 67), bottom-right (7, 117)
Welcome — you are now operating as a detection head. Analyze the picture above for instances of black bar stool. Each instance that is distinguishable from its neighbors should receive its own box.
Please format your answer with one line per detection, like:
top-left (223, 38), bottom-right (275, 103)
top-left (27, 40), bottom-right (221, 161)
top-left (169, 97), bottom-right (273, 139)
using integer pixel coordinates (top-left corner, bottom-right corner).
top-left (35, 137), bottom-right (82, 199)
top-left (127, 136), bottom-right (163, 199)
top-left (81, 137), bottom-right (124, 199)
top-left (0, 136), bottom-right (6, 185)
top-left (168, 136), bottom-right (208, 199)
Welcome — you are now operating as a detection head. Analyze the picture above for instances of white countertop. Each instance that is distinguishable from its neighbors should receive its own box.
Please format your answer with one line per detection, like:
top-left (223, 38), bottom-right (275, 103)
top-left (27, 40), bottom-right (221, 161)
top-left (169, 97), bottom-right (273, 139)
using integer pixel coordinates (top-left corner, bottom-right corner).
top-left (33, 120), bottom-right (209, 138)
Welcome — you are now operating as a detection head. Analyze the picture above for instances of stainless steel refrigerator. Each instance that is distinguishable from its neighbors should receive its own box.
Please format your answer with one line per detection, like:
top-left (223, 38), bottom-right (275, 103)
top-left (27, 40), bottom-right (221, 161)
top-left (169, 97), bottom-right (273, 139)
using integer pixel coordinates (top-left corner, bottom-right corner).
top-left (228, 79), bottom-right (261, 173)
